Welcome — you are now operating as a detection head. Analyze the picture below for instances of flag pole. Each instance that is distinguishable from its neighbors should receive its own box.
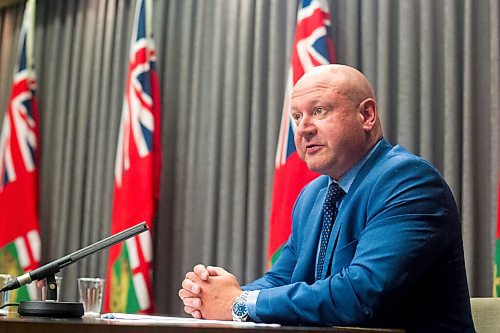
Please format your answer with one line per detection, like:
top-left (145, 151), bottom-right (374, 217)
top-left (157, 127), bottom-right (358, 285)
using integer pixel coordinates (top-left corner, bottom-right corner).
top-left (146, 0), bottom-right (153, 40)
top-left (26, 0), bottom-right (35, 76)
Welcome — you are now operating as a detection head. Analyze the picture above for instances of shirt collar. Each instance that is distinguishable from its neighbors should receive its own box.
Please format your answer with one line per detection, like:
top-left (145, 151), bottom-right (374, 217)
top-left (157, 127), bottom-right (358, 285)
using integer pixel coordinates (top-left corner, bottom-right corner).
top-left (328, 140), bottom-right (382, 194)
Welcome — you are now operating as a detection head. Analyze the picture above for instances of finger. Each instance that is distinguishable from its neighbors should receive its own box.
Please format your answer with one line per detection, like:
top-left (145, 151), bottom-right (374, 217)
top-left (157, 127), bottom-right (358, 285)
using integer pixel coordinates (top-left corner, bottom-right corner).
top-left (191, 310), bottom-right (202, 319)
top-left (178, 288), bottom-right (197, 300)
top-left (206, 266), bottom-right (227, 276)
top-left (184, 305), bottom-right (196, 314)
top-left (182, 297), bottom-right (202, 308)
top-left (185, 271), bottom-right (203, 284)
top-left (182, 278), bottom-right (201, 294)
top-left (184, 306), bottom-right (202, 319)
top-left (194, 264), bottom-right (209, 280)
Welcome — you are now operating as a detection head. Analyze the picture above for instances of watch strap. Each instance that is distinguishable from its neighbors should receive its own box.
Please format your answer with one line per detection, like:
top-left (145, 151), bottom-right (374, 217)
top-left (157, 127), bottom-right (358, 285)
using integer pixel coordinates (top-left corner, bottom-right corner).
top-left (231, 291), bottom-right (249, 322)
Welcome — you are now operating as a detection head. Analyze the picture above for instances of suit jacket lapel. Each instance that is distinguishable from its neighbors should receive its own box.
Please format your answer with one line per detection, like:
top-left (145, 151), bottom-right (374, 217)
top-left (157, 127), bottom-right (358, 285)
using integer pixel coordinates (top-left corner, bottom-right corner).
top-left (321, 138), bottom-right (393, 279)
top-left (341, 138), bottom-right (392, 207)
top-left (296, 184), bottom-right (328, 284)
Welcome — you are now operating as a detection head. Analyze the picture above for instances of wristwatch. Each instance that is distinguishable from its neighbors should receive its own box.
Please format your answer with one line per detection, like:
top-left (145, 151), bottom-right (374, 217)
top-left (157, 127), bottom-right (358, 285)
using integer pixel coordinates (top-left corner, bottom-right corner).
top-left (231, 291), bottom-right (249, 322)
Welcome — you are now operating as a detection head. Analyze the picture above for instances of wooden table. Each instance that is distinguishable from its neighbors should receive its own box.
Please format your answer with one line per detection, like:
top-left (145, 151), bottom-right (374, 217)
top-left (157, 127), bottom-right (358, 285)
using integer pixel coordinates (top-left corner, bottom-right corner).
top-left (0, 313), bottom-right (404, 333)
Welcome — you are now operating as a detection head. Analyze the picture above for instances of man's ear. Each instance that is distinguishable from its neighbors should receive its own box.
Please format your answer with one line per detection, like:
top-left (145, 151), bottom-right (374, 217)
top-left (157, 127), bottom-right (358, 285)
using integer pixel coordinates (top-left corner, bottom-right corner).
top-left (359, 98), bottom-right (377, 131)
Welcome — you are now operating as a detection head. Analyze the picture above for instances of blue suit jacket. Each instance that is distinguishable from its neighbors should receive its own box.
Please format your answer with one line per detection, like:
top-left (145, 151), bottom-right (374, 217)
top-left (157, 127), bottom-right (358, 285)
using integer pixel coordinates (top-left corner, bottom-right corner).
top-left (243, 139), bottom-right (475, 332)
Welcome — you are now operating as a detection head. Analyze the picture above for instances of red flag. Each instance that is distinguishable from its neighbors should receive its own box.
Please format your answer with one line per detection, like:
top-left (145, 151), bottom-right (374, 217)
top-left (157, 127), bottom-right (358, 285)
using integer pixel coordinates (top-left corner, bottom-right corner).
top-left (268, 0), bottom-right (335, 264)
top-left (104, 0), bottom-right (161, 314)
top-left (0, 0), bottom-right (41, 302)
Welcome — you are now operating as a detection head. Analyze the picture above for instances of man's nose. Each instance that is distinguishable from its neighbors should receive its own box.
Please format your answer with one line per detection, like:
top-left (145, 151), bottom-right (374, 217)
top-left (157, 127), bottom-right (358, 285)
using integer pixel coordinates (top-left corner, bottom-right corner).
top-left (295, 115), bottom-right (316, 137)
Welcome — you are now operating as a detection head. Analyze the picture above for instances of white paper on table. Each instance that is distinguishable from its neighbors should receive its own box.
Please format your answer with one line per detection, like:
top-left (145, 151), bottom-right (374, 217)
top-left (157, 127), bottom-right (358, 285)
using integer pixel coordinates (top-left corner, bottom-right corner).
top-left (100, 313), bottom-right (280, 327)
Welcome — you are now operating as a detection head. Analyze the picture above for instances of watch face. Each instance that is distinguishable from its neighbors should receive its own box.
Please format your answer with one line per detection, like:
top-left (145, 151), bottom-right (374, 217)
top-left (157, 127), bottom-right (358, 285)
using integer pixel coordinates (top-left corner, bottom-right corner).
top-left (232, 293), bottom-right (249, 321)
top-left (232, 301), bottom-right (247, 316)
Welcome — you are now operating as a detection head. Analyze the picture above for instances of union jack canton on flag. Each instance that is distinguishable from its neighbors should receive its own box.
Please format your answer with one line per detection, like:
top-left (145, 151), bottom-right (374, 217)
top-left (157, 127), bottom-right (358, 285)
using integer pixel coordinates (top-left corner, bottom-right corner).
top-left (104, 0), bottom-right (162, 314)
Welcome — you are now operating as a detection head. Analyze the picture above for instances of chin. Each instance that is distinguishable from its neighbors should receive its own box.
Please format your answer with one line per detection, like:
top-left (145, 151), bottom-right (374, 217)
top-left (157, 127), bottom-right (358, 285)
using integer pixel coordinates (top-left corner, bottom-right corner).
top-left (305, 163), bottom-right (326, 175)
top-left (306, 159), bottom-right (336, 177)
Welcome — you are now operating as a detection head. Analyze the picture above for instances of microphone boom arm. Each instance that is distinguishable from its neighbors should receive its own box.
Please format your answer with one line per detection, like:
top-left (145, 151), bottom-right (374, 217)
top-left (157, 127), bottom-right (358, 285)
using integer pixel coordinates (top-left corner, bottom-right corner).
top-left (1, 222), bottom-right (148, 293)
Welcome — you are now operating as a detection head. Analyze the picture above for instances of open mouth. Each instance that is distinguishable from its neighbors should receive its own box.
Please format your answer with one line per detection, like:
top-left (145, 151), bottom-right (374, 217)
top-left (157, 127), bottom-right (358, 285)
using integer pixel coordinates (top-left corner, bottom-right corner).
top-left (306, 144), bottom-right (323, 153)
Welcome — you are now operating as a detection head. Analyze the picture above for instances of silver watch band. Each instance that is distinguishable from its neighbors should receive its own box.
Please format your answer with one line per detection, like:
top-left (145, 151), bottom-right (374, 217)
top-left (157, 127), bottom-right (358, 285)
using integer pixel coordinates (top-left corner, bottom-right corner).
top-left (231, 291), bottom-right (249, 322)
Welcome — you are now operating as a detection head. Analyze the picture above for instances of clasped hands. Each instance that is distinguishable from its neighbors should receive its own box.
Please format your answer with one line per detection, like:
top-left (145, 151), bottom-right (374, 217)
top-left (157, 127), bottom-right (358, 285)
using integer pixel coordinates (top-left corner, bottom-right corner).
top-left (178, 264), bottom-right (243, 320)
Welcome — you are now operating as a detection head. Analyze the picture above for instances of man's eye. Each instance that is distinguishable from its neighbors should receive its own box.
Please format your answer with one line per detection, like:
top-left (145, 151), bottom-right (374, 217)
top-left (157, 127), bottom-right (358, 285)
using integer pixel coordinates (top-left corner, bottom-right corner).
top-left (313, 107), bottom-right (325, 116)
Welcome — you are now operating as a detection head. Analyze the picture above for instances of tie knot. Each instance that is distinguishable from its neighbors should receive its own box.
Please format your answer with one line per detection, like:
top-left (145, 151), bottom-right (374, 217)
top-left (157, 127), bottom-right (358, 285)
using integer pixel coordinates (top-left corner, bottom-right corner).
top-left (325, 182), bottom-right (344, 206)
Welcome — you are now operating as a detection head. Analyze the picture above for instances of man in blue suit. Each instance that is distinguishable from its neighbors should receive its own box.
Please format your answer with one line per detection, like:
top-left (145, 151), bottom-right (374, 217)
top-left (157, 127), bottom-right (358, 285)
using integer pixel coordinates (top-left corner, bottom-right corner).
top-left (178, 65), bottom-right (475, 331)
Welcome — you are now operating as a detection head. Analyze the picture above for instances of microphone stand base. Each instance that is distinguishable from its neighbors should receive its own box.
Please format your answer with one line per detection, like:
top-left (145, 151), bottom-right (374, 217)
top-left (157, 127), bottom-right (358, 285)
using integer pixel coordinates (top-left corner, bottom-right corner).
top-left (18, 301), bottom-right (84, 318)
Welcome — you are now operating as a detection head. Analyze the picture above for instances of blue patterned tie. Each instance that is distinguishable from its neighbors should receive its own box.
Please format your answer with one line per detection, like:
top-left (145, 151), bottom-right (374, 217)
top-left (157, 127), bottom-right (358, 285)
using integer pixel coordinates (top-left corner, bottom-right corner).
top-left (316, 182), bottom-right (345, 280)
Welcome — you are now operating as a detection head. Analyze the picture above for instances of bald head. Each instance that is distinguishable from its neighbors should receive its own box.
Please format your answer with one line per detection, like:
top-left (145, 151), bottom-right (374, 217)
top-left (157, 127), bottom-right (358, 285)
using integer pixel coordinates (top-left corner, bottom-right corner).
top-left (291, 64), bottom-right (383, 179)
top-left (294, 64), bottom-right (376, 108)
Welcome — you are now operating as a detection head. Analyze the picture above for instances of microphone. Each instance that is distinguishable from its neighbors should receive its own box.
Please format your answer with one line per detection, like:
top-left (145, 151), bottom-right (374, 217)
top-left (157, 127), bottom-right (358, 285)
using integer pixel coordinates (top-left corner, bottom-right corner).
top-left (0, 222), bottom-right (148, 317)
